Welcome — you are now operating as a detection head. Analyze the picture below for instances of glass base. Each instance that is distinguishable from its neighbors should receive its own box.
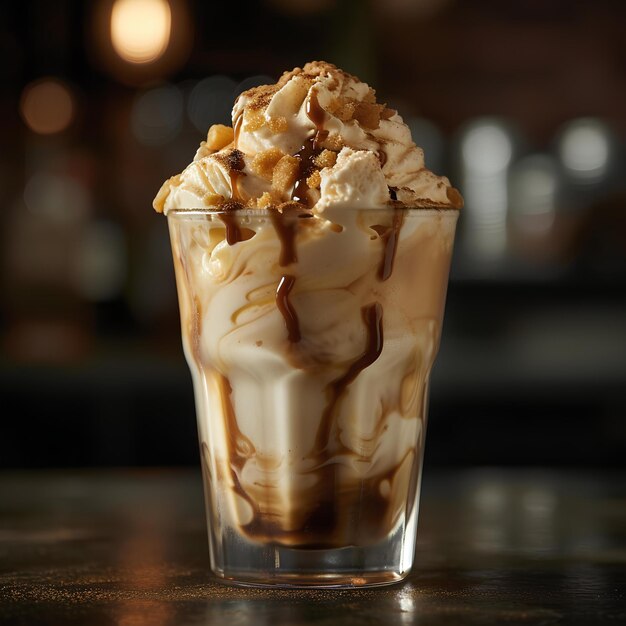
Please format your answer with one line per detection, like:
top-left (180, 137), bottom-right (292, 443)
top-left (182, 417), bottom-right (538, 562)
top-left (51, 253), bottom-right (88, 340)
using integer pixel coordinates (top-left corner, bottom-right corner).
top-left (216, 569), bottom-right (406, 589)
top-left (207, 517), bottom-right (417, 589)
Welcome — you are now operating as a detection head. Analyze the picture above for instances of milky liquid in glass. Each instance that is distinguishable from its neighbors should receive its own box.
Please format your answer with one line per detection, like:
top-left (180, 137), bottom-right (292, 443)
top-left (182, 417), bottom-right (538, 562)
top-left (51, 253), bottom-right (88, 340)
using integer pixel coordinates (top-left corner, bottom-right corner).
top-left (167, 207), bottom-right (457, 587)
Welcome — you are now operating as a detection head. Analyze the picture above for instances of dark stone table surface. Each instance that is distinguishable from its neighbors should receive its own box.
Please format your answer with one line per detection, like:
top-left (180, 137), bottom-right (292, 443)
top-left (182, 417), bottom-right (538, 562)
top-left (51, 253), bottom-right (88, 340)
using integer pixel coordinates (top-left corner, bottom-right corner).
top-left (1, 468), bottom-right (625, 625)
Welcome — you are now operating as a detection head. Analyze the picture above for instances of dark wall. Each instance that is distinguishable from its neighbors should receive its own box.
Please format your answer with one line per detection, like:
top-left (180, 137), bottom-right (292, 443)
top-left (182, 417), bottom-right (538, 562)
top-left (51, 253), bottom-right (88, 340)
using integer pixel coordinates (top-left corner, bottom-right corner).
top-left (1, 0), bottom-right (625, 468)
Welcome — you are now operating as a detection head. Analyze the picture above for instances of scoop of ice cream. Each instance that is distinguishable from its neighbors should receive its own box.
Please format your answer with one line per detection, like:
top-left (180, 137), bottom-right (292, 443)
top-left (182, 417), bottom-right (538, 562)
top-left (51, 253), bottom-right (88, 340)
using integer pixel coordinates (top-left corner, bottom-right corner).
top-left (153, 61), bottom-right (462, 214)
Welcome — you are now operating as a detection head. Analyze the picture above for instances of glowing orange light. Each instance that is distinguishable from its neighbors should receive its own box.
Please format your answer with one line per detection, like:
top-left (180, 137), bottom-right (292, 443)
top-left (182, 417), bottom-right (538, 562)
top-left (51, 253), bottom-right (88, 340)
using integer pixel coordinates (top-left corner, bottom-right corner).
top-left (20, 78), bottom-right (74, 135)
top-left (110, 0), bottom-right (171, 64)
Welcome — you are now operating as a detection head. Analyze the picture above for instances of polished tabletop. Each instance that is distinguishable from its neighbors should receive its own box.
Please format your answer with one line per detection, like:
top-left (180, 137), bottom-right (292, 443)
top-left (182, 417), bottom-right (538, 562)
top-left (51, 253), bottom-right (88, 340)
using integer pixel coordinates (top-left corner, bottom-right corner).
top-left (1, 468), bottom-right (625, 625)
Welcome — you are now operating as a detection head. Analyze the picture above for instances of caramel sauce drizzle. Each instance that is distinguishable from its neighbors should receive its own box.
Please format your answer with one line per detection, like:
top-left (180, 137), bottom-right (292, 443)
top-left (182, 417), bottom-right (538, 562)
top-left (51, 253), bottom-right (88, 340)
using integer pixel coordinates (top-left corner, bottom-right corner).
top-left (269, 207), bottom-right (298, 266)
top-left (291, 91), bottom-right (328, 206)
top-left (217, 201), bottom-right (243, 245)
top-left (229, 171), bottom-right (244, 202)
top-left (291, 137), bottom-right (319, 205)
top-left (217, 150), bottom-right (247, 244)
top-left (305, 90), bottom-right (329, 149)
top-left (214, 373), bottom-right (259, 522)
top-left (227, 149), bottom-right (246, 203)
top-left (270, 207), bottom-right (302, 343)
top-left (275, 275), bottom-right (301, 343)
top-left (312, 302), bottom-right (384, 457)
top-left (217, 373), bottom-right (255, 471)
top-left (178, 210), bottom-right (414, 547)
top-left (377, 210), bottom-right (405, 281)
top-left (233, 112), bottom-right (243, 149)
top-left (276, 92), bottom-right (331, 339)
top-left (214, 90), bottom-right (405, 543)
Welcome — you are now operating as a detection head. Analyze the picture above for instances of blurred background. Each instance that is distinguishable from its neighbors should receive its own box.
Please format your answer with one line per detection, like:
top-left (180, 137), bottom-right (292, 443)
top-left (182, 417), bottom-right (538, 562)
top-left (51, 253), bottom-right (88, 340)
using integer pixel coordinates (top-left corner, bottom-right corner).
top-left (1, 0), bottom-right (625, 469)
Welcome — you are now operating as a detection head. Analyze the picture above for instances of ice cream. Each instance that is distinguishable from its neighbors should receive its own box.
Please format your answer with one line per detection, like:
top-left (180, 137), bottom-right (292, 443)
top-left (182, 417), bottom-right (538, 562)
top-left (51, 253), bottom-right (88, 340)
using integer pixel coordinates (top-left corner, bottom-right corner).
top-left (153, 61), bottom-right (462, 214)
top-left (156, 62), bottom-right (461, 551)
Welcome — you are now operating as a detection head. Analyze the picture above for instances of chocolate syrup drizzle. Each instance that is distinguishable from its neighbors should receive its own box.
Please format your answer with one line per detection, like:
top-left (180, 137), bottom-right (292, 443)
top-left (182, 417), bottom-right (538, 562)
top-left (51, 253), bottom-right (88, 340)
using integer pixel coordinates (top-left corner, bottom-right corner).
top-left (312, 302), bottom-right (384, 457)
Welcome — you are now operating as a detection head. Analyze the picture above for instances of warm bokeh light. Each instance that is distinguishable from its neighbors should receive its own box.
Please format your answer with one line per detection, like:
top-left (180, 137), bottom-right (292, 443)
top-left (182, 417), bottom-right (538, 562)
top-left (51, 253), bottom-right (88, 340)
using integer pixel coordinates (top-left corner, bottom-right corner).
top-left (20, 78), bottom-right (74, 135)
top-left (110, 0), bottom-right (171, 64)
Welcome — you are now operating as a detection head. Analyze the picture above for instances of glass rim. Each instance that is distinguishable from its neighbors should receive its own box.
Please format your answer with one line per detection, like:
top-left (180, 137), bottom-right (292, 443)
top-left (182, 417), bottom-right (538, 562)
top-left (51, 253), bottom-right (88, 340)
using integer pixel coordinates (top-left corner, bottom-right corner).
top-left (165, 205), bottom-right (460, 218)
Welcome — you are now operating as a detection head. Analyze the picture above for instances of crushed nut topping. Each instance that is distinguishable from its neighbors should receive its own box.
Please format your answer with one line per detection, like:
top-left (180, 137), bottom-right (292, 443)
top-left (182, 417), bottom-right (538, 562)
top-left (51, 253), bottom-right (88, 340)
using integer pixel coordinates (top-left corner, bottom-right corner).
top-left (267, 116), bottom-right (288, 133)
top-left (243, 109), bottom-right (266, 132)
top-left (313, 149), bottom-right (337, 169)
top-left (320, 134), bottom-right (344, 151)
top-left (257, 191), bottom-right (277, 208)
top-left (237, 84), bottom-right (280, 112)
top-left (353, 102), bottom-right (385, 130)
top-left (272, 155), bottom-right (300, 196)
top-left (334, 100), bottom-right (357, 122)
top-left (306, 170), bottom-right (322, 189)
top-left (202, 193), bottom-right (225, 206)
top-left (153, 61), bottom-right (463, 213)
top-left (227, 149), bottom-right (246, 172)
top-left (250, 147), bottom-right (285, 181)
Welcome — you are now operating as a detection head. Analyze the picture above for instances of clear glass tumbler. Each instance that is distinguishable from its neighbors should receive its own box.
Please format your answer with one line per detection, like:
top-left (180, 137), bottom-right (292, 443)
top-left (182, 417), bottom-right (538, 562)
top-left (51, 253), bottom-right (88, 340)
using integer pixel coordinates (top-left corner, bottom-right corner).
top-left (167, 206), bottom-right (457, 587)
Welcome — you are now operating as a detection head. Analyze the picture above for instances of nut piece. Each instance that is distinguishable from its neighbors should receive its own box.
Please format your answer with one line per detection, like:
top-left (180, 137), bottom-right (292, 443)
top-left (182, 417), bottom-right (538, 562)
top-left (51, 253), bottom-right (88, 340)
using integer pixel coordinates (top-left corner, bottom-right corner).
top-left (306, 170), bottom-right (321, 189)
top-left (267, 116), bottom-right (288, 133)
top-left (313, 149), bottom-right (337, 169)
top-left (381, 107), bottom-right (396, 120)
top-left (206, 124), bottom-right (234, 151)
top-left (272, 155), bottom-right (300, 196)
top-left (250, 147), bottom-right (285, 181)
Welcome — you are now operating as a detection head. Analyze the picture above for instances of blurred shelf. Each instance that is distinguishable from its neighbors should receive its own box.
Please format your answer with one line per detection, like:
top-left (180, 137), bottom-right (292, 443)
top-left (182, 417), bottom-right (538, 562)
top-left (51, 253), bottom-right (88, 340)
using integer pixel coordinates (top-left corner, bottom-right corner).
top-left (2, 274), bottom-right (625, 468)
